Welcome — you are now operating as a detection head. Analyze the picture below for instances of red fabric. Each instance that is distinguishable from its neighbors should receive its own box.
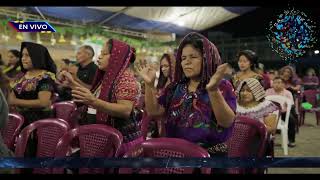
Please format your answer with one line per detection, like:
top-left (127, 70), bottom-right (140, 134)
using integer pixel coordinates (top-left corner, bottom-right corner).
top-left (90, 39), bottom-right (135, 125)
top-left (114, 70), bottom-right (139, 106)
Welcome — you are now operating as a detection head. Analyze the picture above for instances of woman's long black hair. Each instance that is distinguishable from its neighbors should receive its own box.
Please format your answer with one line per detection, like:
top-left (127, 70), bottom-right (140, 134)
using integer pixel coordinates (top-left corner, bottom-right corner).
top-left (19, 42), bottom-right (57, 74)
top-left (157, 53), bottom-right (173, 90)
top-left (237, 49), bottom-right (259, 71)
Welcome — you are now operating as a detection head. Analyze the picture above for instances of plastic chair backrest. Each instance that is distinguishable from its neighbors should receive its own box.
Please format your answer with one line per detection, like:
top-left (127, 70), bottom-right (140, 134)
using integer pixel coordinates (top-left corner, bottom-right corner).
top-left (54, 124), bottom-right (123, 174)
top-left (14, 119), bottom-right (70, 174)
top-left (119, 137), bottom-right (211, 174)
top-left (1, 113), bottom-right (24, 150)
top-left (302, 90), bottom-right (318, 107)
top-left (51, 101), bottom-right (77, 127)
top-left (227, 116), bottom-right (268, 174)
top-left (265, 95), bottom-right (293, 129)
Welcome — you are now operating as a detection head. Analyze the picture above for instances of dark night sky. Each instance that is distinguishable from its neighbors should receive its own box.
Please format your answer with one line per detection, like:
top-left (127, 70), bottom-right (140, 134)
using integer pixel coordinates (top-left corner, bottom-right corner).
top-left (205, 7), bottom-right (320, 48)
top-left (202, 7), bottom-right (320, 73)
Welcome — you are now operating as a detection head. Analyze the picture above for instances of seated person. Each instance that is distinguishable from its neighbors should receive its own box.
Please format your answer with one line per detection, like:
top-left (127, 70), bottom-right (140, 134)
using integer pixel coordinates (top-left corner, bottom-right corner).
top-left (236, 78), bottom-right (279, 133)
top-left (266, 76), bottom-right (297, 147)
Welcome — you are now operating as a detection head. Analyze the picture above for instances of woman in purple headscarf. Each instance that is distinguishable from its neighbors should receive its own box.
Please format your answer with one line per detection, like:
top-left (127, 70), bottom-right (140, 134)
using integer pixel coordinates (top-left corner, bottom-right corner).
top-left (136, 32), bottom-right (236, 159)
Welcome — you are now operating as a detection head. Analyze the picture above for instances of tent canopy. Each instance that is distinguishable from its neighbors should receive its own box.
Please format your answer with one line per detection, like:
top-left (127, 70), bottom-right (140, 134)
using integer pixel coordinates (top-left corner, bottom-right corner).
top-left (26, 7), bottom-right (257, 36)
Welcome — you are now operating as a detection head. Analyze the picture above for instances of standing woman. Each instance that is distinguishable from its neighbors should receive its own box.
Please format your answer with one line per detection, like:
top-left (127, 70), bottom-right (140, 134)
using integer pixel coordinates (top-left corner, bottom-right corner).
top-left (8, 42), bottom-right (57, 158)
top-left (8, 42), bottom-right (57, 128)
top-left (3, 50), bottom-right (21, 79)
top-left (136, 32), bottom-right (236, 165)
top-left (232, 50), bottom-right (270, 89)
top-left (61, 39), bottom-right (143, 156)
top-left (156, 53), bottom-right (175, 91)
top-left (149, 53), bottom-right (175, 137)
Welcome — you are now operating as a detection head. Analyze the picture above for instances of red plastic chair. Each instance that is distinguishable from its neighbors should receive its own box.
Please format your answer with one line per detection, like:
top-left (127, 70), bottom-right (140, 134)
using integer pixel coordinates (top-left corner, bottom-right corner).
top-left (53, 124), bottom-right (123, 174)
top-left (226, 116), bottom-right (268, 174)
top-left (119, 137), bottom-right (211, 174)
top-left (1, 113), bottom-right (24, 151)
top-left (51, 101), bottom-right (78, 128)
top-left (299, 90), bottom-right (320, 125)
top-left (15, 118), bottom-right (70, 174)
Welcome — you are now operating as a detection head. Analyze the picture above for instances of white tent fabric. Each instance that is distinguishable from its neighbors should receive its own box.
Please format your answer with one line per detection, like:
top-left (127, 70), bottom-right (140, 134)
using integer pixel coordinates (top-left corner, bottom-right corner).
top-left (20, 7), bottom-right (256, 35)
top-left (89, 7), bottom-right (244, 31)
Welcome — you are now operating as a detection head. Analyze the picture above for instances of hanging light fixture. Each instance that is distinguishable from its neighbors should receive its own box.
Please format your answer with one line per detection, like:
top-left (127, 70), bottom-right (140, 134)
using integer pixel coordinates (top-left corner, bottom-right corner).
top-left (58, 34), bottom-right (66, 43)
top-left (177, 21), bottom-right (185, 26)
top-left (50, 33), bottom-right (56, 46)
top-left (91, 34), bottom-right (97, 43)
top-left (16, 33), bottom-right (23, 41)
top-left (70, 34), bottom-right (77, 46)
top-left (70, 40), bottom-right (77, 46)
top-left (1, 34), bottom-right (9, 42)
top-left (80, 36), bottom-right (85, 43)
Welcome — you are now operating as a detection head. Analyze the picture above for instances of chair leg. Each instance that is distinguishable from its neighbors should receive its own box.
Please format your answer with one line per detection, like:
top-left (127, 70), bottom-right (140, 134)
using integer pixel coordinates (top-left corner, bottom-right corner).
top-left (281, 129), bottom-right (288, 156)
top-left (316, 112), bottom-right (320, 125)
top-left (301, 112), bottom-right (305, 126)
top-left (298, 112), bottom-right (302, 126)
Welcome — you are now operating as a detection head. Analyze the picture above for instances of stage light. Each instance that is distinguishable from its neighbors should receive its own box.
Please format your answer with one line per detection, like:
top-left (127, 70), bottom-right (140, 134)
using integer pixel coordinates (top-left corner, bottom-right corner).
top-left (177, 21), bottom-right (185, 26)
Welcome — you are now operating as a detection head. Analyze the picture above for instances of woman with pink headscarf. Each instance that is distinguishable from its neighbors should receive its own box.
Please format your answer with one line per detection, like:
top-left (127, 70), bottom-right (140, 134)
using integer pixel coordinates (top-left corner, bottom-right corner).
top-left (61, 39), bottom-right (143, 155)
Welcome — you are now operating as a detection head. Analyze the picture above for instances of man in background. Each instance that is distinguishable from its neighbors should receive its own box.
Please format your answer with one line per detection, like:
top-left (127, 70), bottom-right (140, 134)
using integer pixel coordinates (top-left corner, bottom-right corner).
top-left (68, 45), bottom-right (98, 90)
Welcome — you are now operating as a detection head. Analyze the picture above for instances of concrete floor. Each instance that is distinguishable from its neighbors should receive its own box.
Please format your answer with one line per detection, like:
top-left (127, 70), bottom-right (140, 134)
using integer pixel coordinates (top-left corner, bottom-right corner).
top-left (268, 113), bottom-right (320, 174)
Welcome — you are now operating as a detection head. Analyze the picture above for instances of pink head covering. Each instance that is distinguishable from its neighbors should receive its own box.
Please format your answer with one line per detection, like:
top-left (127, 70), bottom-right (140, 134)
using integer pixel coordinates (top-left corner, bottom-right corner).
top-left (91, 39), bottom-right (135, 124)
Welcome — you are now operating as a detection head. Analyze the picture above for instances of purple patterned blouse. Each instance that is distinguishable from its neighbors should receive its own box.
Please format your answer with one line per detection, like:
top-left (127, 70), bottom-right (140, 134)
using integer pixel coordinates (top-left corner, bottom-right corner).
top-left (158, 79), bottom-right (236, 146)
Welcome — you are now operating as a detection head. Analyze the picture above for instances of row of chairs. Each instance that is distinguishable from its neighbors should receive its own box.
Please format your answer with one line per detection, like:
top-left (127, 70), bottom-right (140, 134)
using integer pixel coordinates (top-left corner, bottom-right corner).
top-left (266, 91), bottom-right (320, 156)
top-left (2, 117), bottom-right (210, 174)
top-left (60, 93), bottom-right (313, 157)
top-left (1, 101), bottom-right (77, 151)
top-left (1, 114), bottom-right (269, 174)
top-left (1, 99), bottom-right (270, 174)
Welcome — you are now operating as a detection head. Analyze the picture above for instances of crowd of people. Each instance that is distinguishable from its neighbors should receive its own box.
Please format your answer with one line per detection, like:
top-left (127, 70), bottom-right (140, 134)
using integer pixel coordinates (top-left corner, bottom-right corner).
top-left (0, 31), bottom-right (319, 174)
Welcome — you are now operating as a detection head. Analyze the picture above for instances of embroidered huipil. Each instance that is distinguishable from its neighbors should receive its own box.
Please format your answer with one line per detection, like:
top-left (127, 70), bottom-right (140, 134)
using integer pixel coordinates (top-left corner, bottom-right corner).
top-left (158, 79), bottom-right (236, 146)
